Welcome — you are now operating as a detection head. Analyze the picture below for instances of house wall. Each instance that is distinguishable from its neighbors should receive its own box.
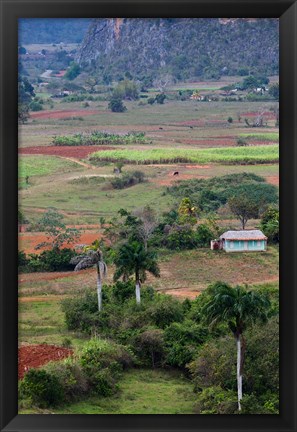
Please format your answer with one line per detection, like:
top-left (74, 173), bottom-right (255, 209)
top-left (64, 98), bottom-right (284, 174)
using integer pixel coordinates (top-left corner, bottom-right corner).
top-left (224, 239), bottom-right (266, 252)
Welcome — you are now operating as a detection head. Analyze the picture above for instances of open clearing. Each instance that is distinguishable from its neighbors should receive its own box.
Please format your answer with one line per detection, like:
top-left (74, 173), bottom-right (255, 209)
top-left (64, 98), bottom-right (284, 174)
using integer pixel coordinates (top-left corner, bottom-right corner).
top-left (19, 368), bottom-right (196, 414)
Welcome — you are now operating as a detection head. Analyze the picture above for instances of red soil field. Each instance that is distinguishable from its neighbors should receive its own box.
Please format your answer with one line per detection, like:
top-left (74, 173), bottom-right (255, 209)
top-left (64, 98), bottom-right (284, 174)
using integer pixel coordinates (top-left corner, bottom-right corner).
top-left (241, 111), bottom-right (275, 120)
top-left (30, 109), bottom-right (103, 120)
top-left (18, 345), bottom-right (73, 380)
top-left (19, 145), bottom-right (117, 159)
top-left (19, 231), bottom-right (102, 254)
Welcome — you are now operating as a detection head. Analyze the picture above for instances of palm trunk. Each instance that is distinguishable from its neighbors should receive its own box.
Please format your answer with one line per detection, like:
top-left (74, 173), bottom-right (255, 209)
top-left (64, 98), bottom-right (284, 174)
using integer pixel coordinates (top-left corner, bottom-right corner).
top-left (96, 264), bottom-right (102, 312)
top-left (135, 281), bottom-right (141, 305)
top-left (236, 335), bottom-right (243, 411)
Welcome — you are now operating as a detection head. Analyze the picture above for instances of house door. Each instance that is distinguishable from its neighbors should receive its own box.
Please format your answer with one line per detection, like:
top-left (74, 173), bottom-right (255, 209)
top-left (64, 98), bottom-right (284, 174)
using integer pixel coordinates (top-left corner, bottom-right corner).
top-left (244, 241), bottom-right (248, 251)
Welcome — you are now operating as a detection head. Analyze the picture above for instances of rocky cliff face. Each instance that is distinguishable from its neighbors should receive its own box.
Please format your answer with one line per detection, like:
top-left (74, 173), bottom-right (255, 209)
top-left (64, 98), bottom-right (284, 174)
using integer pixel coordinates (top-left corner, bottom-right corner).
top-left (77, 18), bottom-right (279, 80)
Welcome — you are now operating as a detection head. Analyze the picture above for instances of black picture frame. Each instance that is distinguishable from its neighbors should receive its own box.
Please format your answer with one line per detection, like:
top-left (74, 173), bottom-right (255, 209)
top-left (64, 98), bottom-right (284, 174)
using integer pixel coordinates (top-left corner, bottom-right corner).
top-left (0, 1), bottom-right (296, 431)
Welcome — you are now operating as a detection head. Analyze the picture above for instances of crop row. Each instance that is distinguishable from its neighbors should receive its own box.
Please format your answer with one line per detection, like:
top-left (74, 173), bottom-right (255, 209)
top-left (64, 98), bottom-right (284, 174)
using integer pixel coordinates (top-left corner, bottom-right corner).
top-left (88, 145), bottom-right (279, 165)
top-left (239, 133), bottom-right (279, 142)
top-left (52, 131), bottom-right (147, 146)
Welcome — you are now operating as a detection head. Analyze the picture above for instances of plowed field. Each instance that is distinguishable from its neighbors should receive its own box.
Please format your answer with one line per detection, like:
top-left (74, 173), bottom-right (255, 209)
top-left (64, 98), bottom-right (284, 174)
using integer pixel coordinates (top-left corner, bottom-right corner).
top-left (18, 344), bottom-right (73, 379)
top-left (30, 109), bottom-right (103, 119)
top-left (19, 145), bottom-right (117, 159)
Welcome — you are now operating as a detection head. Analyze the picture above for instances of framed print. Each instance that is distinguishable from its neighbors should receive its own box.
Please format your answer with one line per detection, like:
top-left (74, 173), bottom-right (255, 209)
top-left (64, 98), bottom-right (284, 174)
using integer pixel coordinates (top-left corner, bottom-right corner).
top-left (0, 0), bottom-right (296, 431)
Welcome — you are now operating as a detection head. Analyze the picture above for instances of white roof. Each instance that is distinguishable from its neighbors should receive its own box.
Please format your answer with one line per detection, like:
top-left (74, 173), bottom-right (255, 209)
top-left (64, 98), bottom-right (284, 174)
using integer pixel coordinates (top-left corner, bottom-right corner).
top-left (220, 230), bottom-right (267, 241)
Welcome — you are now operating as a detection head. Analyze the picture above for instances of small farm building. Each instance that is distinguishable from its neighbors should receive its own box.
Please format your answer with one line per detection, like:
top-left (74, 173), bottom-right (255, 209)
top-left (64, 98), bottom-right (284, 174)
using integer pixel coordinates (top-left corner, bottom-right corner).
top-left (211, 230), bottom-right (267, 252)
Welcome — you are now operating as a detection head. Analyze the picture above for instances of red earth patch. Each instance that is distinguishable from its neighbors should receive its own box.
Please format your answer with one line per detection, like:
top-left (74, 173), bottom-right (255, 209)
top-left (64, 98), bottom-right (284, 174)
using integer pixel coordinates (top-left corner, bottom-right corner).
top-left (30, 109), bottom-right (103, 119)
top-left (19, 145), bottom-right (117, 159)
top-left (18, 344), bottom-right (73, 380)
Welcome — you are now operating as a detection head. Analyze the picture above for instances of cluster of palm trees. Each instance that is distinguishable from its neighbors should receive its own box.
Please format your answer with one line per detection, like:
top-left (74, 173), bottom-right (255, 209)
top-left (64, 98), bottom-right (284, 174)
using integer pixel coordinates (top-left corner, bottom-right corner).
top-left (70, 240), bottom-right (160, 310)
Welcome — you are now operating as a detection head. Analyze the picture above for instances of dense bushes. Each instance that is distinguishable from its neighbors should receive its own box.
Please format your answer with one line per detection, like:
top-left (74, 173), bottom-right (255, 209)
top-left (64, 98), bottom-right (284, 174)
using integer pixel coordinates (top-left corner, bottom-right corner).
top-left (18, 248), bottom-right (77, 273)
top-left (19, 338), bottom-right (134, 408)
top-left (168, 173), bottom-right (278, 213)
top-left (110, 171), bottom-right (146, 189)
top-left (53, 131), bottom-right (147, 146)
top-left (19, 369), bottom-right (64, 407)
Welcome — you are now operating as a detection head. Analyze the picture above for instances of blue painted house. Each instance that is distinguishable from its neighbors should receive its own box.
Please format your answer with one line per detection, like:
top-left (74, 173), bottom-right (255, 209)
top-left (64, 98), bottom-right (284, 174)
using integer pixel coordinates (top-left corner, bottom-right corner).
top-left (214, 230), bottom-right (267, 252)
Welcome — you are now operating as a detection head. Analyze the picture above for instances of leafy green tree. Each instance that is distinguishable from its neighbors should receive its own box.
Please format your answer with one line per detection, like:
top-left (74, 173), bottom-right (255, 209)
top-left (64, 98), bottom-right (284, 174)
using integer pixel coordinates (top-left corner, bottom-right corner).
top-left (64, 62), bottom-right (80, 80)
top-left (18, 75), bottom-right (35, 123)
top-left (268, 82), bottom-right (279, 100)
top-left (155, 93), bottom-right (166, 104)
top-left (35, 207), bottom-right (80, 250)
top-left (260, 206), bottom-right (279, 243)
top-left (178, 198), bottom-right (198, 226)
top-left (228, 195), bottom-right (260, 229)
top-left (202, 282), bottom-right (270, 411)
top-left (70, 242), bottom-right (107, 311)
top-left (113, 241), bottom-right (160, 304)
top-left (108, 96), bottom-right (127, 112)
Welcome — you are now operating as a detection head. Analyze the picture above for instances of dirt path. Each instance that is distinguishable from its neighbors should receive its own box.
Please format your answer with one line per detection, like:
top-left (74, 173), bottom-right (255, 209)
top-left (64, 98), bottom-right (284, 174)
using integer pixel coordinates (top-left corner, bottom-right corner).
top-left (59, 156), bottom-right (95, 169)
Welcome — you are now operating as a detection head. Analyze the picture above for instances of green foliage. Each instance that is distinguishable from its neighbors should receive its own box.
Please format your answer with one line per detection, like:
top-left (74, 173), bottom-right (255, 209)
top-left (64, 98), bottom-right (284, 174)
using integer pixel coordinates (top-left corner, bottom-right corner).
top-left (164, 321), bottom-right (208, 367)
top-left (168, 173), bottom-right (277, 214)
top-left (228, 195), bottom-right (260, 229)
top-left (79, 338), bottom-right (133, 395)
top-left (19, 248), bottom-right (77, 273)
top-left (110, 171), bottom-right (146, 189)
top-left (108, 96), bottom-right (127, 112)
top-left (260, 205), bottom-right (279, 243)
top-left (133, 328), bottom-right (165, 367)
top-left (112, 280), bottom-right (135, 303)
top-left (166, 224), bottom-right (197, 250)
top-left (148, 295), bottom-right (184, 329)
top-left (113, 241), bottom-right (160, 285)
top-left (89, 145), bottom-right (279, 165)
top-left (18, 75), bottom-right (35, 123)
top-left (227, 116), bottom-right (233, 124)
top-left (155, 93), bottom-right (166, 104)
top-left (236, 137), bottom-right (248, 147)
top-left (35, 207), bottom-right (80, 250)
top-left (195, 224), bottom-right (214, 247)
top-left (112, 79), bottom-right (139, 100)
top-left (44, 359), bottom-right (88, 402)
top-left (268, 82), bottom-right (279, 100)
top-left (64, 62), bottom-right (81, 80)
top-left (29, 100), bottom-right (43, 111)
top-left (19, 369), bottom-right (64, 407)
top-left (53, 131), bottom-right (146, 146)
top-left (178, 197), bottom-right (198, 225)
top-left (194, 386), bottom-right (238, 414)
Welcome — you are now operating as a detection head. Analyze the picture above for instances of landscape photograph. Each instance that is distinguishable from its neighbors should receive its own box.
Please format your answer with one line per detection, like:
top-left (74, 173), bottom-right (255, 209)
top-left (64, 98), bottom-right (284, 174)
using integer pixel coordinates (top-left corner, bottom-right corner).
top-left (18, 18), bottom-right (279, 414)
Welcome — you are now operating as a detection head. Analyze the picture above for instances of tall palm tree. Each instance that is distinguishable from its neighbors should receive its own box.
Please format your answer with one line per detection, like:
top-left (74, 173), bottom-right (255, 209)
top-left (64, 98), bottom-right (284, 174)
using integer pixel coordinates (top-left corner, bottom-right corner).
top-left (113, 241), bottom-right (160, 305)
top-left (202, 282), bottom-right (270, 411)
top-left (70, 247), bottom-right (107, 312)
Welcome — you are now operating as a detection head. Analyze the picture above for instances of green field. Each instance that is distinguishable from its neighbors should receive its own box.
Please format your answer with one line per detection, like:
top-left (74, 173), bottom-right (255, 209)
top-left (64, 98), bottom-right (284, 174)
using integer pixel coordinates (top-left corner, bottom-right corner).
top-left (19, 155), bottom-right (82, 188)
top-left (89, 145), bottom-right (279, 165)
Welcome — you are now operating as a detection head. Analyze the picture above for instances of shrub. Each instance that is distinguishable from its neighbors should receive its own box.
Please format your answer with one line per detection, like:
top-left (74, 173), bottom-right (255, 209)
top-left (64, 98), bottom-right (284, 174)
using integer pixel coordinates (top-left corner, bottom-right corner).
top-left (29, 101), bottom-right (43, 111)
top-left (166, 224), bottom-right (197, 250)
top-left (236, 137), bottom-right (248, 147)
top-left (79, 338), bottom-right (133, 395)
top-left (147, 97), bottom-right (155, 105)
top-left (19, 369), bottom-right (64, 407)
top-left (108, 96), bottom-right (127, 112)
top-left (164, 321), bottom-right (208, 367)
top-left (44, 359), bottom-right (88, 402)
top-left (112, 280), bottom-right (135, 303)
top-left (61, 291), bottom-right (100, 333)
top-left (194, 386), bottom-right (238, 414)
top-left (133, 328), bottom-right (165, 367)
top-left (148, 295), bottom-right (184, 329)
top-left (195, 224), bottom-right (214, 247)
top-left (110, 171), bottom-right (145, 189)
top-left (155, 93), bottom-right (166, 104)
